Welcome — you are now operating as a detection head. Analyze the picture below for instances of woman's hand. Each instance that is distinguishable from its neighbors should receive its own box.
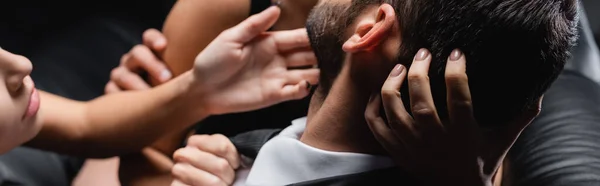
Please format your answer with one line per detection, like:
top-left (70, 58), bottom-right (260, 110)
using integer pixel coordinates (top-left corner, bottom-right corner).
top-left (365, 49), bottom-right (540, 185)
top-left (105, 29), bottom-right (172, 94)
top-left (172, 134), bottom-right (240, 186)
top-left (191, 6), bottom-right (319, 115)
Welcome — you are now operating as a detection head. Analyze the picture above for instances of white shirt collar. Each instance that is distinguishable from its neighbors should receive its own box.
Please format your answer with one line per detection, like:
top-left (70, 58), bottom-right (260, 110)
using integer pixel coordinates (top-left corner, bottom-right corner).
top-left (236, 117), bottom-right (395, 186)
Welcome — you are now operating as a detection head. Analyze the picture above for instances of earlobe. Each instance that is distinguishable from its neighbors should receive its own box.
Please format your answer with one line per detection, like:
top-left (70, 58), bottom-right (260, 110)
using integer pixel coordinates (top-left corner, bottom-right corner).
top-left (342, 4), bottom-right (397, 53)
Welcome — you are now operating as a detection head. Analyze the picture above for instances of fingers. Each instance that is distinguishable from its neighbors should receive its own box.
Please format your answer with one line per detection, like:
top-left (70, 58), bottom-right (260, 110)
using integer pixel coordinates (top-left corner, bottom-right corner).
top-left (273, 28), bottom-right (311, 52)
top-left (365, 94), bottom-right (396, 143)
top-left (285, 69), bottom-right (320, 85)
top-left (225, 6), bottom-right (281, 43)
top-left (279, 81), bottom-right (311, 100)
top-left (110, 67), bottom-right (151, 90)
top-left (142, 28), bottom-right (167, 51)
top-left (284, 49), bottom-right (317, 68)
top-left (280, 68), bottom-right (319, 100)
top-left (407, 49), bottom-right (443, 130)
top-left (171, 180), bottom-right (190, 186)
top-left (124, 45), bottom-right (172, 83)
top-left (364, 94), bottom-right (408, 166)
top-left (445, 49), bottom-right (477, 130)
top-left (380, 64), bottom-right (417, 138)
top-left (173, 147), bottom-right (235, 185)
top-left (174, 134), bottom-right (239, 186)
top-left (171, 163), bottom-right (226, 186)
top-left (104, 82), bottom-right (121, 94)
top-left (185, 135), bottom-right (240, 170)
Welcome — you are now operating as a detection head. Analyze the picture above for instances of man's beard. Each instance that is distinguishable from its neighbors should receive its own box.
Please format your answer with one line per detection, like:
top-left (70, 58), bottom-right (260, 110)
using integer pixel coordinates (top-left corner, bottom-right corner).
top-left (306, 0), bottom-right (384, 94)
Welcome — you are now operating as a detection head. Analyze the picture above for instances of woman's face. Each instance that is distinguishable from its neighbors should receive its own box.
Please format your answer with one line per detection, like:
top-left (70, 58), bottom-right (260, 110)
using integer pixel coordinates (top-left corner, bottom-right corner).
top-left (0, 48), bottom-right (41, 153)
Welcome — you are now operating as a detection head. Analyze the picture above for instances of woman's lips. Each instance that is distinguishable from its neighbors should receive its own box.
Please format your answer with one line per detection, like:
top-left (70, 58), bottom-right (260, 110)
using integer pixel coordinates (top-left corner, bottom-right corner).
top-left (22, 77), bottom-right (40, 120)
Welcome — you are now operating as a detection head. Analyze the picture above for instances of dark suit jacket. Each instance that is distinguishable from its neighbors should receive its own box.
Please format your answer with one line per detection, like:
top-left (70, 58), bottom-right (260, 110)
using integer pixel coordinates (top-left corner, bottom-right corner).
top-left (288, 167), bottom-right (420, 186)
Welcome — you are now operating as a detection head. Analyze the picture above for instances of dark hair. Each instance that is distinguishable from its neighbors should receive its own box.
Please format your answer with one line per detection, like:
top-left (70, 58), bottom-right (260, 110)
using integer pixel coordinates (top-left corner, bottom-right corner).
top-left (382, 0), bottom-right (579, 126)
top-left (310, 0), bottom-right (578, 126)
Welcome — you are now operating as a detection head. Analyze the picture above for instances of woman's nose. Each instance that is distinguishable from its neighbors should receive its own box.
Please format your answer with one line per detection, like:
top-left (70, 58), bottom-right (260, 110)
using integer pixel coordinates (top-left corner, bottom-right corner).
top-left (0, 50), bottom-right (33, 94)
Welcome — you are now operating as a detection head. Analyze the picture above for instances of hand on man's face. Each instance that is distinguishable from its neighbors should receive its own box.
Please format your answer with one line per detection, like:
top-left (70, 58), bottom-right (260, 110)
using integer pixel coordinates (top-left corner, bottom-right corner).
top-left (365, 48), bottom-right (541, 186)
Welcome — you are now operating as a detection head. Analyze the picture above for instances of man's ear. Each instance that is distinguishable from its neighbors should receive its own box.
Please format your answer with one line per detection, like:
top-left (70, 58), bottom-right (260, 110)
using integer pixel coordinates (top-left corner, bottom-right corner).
top-left (342, 4), bottom-right (397, 53)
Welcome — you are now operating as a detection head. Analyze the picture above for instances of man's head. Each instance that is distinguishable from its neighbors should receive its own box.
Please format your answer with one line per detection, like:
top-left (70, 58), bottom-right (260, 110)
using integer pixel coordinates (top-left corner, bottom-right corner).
top-left (306, 0), bottom-right (578, 127)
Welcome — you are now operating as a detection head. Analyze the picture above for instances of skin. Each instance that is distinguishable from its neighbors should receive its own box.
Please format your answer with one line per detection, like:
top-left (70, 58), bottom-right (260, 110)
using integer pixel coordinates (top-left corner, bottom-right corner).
top-left (117, 6), bottom-right (321, 185)
top-left (117, 0), bottom-right (318, 185)
top-left (299, 3), bottom-right (537, 185)
top-left (365, 49), bottom-right (539, 185)
top-left (0, 48), bottom-right (206, 157)
top-left (171, 134), bottom-right (240, 186)
top-left (2, 47), bottom-right (200, 186)
top-left (171, 2), bottom-right (538, 185)
top-left (162, 0), bottom-right (318, 76)
top-left (0, 49), bottom-right (42, 154)
top-left (169, 51), bottom-right (514, 186)
top-left (155, 0), bottom-right (320, 155)
top-left (117, 0), bottom-right (537, 185)
top-left (0, 4), bottom-right (315, 176)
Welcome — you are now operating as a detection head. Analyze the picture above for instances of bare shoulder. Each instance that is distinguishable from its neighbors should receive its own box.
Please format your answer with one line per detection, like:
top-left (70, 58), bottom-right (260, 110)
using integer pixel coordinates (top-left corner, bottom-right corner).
top-left (173, 0), bottom-right (251, 19)
top-left (161, 0), bottom-right (252, 75)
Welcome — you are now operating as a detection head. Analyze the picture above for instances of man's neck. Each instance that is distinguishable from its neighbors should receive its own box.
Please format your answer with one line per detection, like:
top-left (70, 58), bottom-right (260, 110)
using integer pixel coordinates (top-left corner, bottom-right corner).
top-left (299, 72), bottom-right (386, 155)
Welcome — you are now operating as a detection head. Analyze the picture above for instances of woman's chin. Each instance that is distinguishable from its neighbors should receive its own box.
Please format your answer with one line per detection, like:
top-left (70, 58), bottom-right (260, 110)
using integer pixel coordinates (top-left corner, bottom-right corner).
top-left (0, 119), bottom-right (43, 155)
top-left (0, 141), bottom-right (22, 155)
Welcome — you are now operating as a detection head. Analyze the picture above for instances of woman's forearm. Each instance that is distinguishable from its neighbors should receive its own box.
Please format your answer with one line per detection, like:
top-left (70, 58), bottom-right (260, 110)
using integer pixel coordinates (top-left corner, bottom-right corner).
top-left (27, 72), bottom-right (206, 158)
top-left (150, 0), bottom-right (250, 157)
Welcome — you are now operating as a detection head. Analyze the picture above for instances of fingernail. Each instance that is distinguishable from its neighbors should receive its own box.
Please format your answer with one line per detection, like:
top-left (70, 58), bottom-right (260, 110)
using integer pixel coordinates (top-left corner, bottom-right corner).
top-left (390, 64), bottom-right (404, 77)
top-left (272, 0), bottom-right (282, 7)
top-left (160, 70), bottom-right (172, 81)
top-left (154, 38), bottom-right (166, 47)
top-left (450, 49), bottom-right (462, 61)
top-left (415, 49), bottom-right (429, 61)
top-left (172, 164), bottom-right (186, 173)
top-left (305, 80), bottom-right (312, 90)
